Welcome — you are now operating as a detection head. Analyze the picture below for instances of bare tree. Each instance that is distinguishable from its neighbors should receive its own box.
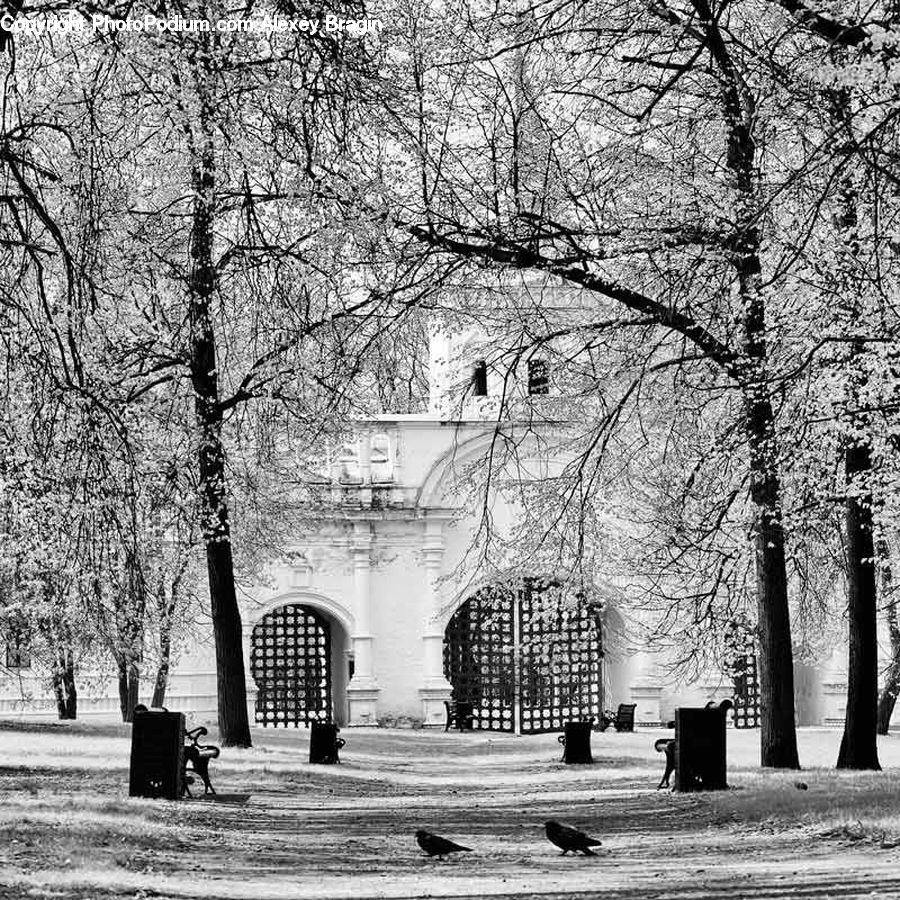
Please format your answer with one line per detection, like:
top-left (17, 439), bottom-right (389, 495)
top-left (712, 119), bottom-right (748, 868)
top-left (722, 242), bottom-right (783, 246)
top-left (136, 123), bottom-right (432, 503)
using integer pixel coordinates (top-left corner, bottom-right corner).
top-left (362, 0), bottom-right (805, 767)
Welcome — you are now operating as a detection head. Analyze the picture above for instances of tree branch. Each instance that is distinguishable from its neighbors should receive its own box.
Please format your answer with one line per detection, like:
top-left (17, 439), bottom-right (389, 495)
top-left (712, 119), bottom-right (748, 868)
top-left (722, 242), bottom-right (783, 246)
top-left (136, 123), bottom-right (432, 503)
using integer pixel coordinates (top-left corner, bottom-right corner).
top-left (406, 224), bottom-right (741, 378)
top-left (769, 0), bottom-right (870, 47)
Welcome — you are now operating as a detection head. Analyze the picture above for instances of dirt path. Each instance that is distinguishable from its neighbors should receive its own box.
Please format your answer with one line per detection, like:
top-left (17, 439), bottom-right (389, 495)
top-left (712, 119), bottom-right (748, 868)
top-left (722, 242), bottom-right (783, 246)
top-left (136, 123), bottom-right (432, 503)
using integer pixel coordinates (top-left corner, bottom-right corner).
top-left (1, 722), bottom-right (899, 898)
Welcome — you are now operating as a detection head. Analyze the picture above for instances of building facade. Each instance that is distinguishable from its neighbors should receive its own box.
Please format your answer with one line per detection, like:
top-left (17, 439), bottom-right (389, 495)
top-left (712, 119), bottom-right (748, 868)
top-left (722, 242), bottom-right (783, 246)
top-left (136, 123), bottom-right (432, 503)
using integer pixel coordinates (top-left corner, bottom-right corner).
top-left (0, 317), bottom-right (870, 730)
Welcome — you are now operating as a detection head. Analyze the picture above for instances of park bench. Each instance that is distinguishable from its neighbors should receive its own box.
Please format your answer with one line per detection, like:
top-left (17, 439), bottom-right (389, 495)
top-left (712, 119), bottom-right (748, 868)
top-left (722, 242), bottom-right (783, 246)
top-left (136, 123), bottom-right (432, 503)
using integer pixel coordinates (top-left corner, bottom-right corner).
top-left (598, 703), bottom-right (637, 733)
top-left (182, 724), bottom-right (220, 797)
top-left (444, 700), bottom-right (476, 731)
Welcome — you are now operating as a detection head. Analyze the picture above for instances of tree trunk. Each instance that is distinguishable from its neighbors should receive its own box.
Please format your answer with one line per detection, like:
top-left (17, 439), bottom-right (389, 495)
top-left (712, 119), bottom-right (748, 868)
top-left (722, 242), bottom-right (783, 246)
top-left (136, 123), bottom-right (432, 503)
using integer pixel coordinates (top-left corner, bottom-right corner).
top-left (116, 657), bottom-right (128, 720)
top-left (826, 67), bottom-right (880, 767)
top-left (151, 626), bottom-right (172, 709)
top-left (128, 661), bottom-right (140, 719)
top-left (53, 647), bottom-right (77, 720)
top-left (188, 128), bottom-right (251, 748)
top-left (837, 442), bottom-right (881, 768)
top-left (744, 388), bottom-right (801, 769)
top-left (732, 145), bottom-right (800, 770)
top-left (877, 584), bottom-right (900, 734)
top-left (151, 569), bottom-right (184, 709)
top-left (116, 656), bottom-right (141, 723)
top-left (689, 0), bottom-right (800, 768)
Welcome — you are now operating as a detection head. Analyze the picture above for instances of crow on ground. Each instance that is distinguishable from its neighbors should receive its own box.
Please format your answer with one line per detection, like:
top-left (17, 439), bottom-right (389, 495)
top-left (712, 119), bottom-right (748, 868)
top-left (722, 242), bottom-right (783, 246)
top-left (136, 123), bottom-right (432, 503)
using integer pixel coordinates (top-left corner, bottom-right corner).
top-left (544, 820), bottom-right (602, 856)
top-left (415, 829), bottom-right (473, 860)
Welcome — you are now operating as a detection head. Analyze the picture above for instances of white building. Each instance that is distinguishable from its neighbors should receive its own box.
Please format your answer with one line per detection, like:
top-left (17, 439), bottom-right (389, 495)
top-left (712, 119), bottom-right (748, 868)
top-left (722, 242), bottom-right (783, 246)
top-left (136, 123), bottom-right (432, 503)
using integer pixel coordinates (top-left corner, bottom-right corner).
top-left (0, 309), bottom-right (864, 731)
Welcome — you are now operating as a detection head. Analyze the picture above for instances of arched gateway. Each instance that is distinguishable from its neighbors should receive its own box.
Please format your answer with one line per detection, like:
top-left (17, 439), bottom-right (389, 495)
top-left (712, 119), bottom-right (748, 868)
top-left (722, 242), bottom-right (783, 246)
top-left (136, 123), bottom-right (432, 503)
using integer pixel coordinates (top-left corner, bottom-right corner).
top-left (443, 579), bottom-right (603, 733)
top-left (250, 604), bottom-right (333, 726)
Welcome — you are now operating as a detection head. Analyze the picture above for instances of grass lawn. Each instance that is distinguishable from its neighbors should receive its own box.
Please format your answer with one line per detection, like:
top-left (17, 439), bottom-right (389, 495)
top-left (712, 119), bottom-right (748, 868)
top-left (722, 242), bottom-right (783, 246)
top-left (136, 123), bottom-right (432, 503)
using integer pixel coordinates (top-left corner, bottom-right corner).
top-left (2, 718), bottom-right (900, 899)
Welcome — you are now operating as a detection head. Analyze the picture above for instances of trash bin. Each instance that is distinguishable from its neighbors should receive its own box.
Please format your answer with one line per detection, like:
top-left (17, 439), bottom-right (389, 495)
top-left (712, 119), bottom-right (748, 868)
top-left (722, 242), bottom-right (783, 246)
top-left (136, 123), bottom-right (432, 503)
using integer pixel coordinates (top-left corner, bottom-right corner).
top-left (674, 705), bottom-right (728, 791)
top-left (309, 721), bottom-right (345, 764)
top-left (129, 709), bottom-right (185, 799)
top-left (558, 720), bottom-right (593, 764)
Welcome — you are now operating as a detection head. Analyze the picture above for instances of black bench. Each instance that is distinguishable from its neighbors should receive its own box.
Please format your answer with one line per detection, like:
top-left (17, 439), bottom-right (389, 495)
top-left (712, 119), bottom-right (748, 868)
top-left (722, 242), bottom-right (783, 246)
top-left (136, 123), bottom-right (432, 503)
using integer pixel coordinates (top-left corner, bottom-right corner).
top-left (182, 725), bottom-right (220, 797)
top-left (444, 700), bottom-right (475, 731)
top-left (598, 703), bottom-right (637, 733)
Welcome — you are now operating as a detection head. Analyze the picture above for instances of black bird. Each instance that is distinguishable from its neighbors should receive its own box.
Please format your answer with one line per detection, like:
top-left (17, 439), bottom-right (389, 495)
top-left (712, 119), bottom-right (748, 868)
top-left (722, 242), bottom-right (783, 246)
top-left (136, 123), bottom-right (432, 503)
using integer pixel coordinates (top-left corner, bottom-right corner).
top-left (544, 820), bottom-right (602, 856)
top-left (415, 829), bottom-right (473, 860)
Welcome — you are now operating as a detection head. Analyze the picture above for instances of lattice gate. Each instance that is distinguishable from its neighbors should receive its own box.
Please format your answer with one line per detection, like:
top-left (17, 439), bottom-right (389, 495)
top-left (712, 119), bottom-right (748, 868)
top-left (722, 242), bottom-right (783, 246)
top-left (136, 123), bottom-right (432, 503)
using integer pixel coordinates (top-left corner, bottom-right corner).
top-left (443, 580), bottom-right (603, 734)
top-left (443, 586), bottom-right (516, 731)
top-left (732, 653), bottom-right (761, 729)
top-left (250, 604), bottom-right (332, 727)
top-left (518, 579), bottom-right (604, 734)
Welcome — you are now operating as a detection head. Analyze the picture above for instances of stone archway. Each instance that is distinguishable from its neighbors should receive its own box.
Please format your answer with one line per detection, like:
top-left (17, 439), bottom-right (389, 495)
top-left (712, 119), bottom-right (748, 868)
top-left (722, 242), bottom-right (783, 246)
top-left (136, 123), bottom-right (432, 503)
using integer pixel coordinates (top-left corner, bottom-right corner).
top-left (443, 579), bottom-right (604, 734)
top-left (250, 604), bottom-right (343, 727)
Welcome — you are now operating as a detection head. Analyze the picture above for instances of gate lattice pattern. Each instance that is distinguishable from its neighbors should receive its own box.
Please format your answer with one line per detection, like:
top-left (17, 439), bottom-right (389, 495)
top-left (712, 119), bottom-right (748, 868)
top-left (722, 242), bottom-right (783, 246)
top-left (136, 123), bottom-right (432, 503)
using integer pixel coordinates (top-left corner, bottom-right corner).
top-left (732, 653), bottom-right (761, 729)
top-left (443, 587), bottom-right (515, 731)
top-left (250, 604), bottom-right (332, 727)
top-left (519, 579), bottom-right (604, 733)
top-left (443, 579), bottom-right (603, 734)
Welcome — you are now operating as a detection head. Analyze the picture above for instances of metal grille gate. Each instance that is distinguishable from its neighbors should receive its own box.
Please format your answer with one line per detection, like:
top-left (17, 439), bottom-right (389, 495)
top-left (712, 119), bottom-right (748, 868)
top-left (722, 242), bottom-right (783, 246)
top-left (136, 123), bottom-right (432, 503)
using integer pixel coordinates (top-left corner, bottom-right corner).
top-left (726, 619), bottom-right (760, 729)
top-left (250, 604), bottom-right (332, 727)
top-left (732, 654), bottom-right (761, 729)
top-left (443, 580), bottom-right (603, 734)
top-left (443, 586), bottom-right (516, 731)
top-left (519, 580), bottom-right (604, 733)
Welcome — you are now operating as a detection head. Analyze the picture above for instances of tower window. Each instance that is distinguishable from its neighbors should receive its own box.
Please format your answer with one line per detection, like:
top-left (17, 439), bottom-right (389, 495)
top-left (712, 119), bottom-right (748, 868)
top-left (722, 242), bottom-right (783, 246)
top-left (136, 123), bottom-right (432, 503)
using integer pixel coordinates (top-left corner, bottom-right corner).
top-left (472, 360), bottom-right (488, 397)
top-left (527, 359), bottom-right (549, 395)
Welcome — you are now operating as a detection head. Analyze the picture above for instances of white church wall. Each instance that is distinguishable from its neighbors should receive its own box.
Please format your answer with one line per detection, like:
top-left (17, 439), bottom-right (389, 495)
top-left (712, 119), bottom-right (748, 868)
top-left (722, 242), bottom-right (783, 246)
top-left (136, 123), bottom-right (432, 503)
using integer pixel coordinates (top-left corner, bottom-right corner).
top-left (328, 616), bottom-right (351, 727)
top-left (368, 538), bottom-right (429, 722)
top-left (6, 303), bottom-right (885, 734)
